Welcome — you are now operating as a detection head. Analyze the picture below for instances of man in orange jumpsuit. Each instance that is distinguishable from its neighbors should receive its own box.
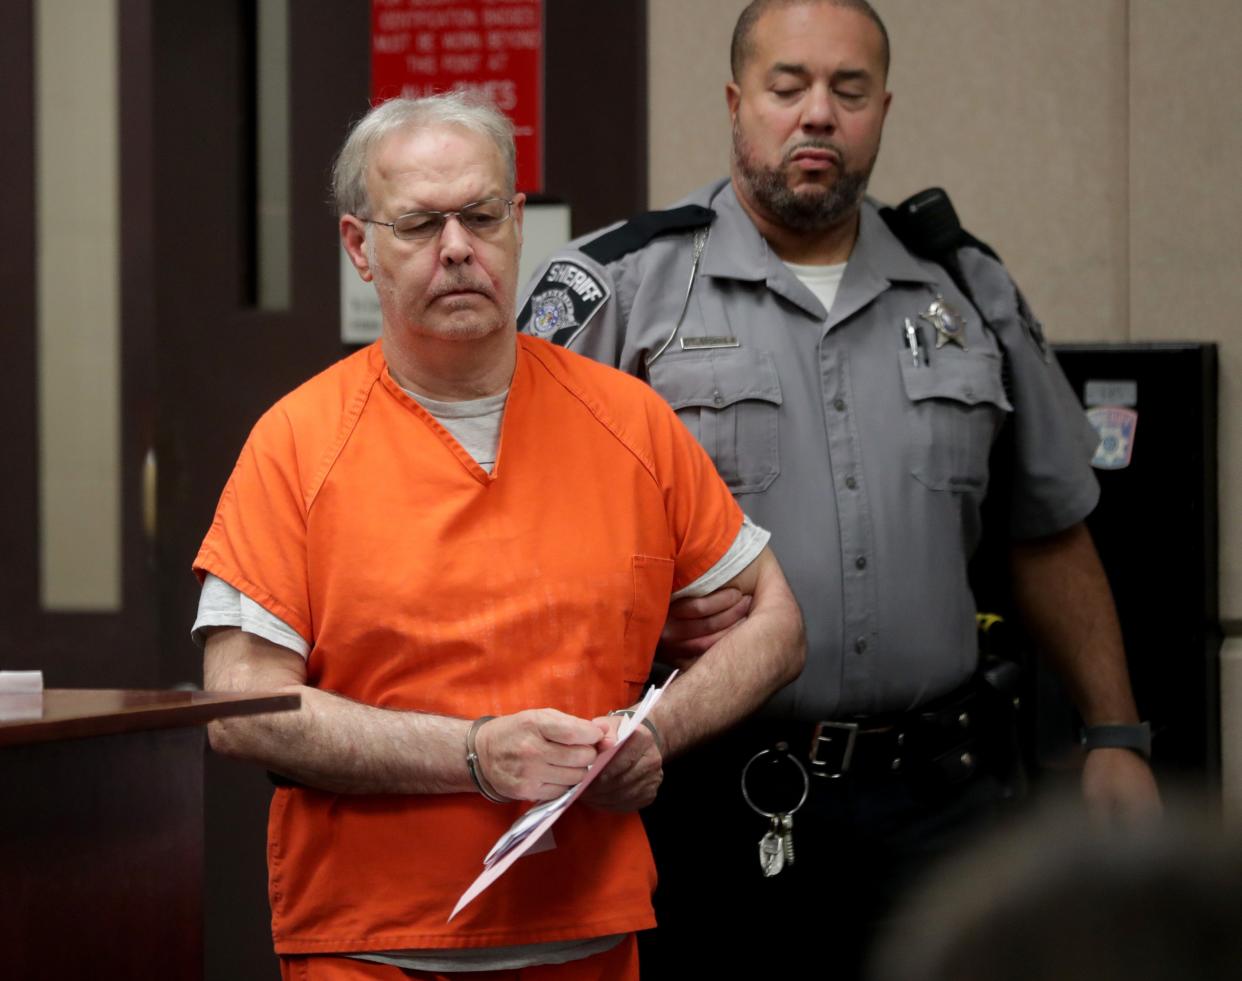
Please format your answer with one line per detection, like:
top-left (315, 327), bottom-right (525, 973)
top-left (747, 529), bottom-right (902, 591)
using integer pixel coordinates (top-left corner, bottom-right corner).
top-left (194, 91), bottom-right (805, 980)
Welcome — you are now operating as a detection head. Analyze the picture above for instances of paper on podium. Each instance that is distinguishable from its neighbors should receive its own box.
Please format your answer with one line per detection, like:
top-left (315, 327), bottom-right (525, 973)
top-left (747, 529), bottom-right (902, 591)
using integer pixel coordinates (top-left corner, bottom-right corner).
top-left (0, 670), bottom-right (44, 721)
top-left (449, 672), bottom-right (677, 921)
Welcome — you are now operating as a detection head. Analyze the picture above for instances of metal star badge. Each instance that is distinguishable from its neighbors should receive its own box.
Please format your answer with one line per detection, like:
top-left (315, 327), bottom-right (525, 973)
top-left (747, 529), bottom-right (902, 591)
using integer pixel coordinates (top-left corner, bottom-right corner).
top-left (919, 296), bottom-right (968, 350)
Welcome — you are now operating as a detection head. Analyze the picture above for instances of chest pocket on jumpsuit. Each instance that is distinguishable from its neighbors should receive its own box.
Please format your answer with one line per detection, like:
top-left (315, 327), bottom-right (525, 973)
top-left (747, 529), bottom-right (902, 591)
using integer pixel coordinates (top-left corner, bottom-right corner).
top-left (899, 347), bottom-right (1012, 492)
top-left (648, 350), bottom-right (782, 494)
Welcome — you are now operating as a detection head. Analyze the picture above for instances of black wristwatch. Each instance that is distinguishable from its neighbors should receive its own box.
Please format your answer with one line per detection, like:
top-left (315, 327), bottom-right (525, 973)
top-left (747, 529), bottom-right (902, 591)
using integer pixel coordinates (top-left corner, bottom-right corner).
top-left (1080, 722), bottom-right (1152, 761)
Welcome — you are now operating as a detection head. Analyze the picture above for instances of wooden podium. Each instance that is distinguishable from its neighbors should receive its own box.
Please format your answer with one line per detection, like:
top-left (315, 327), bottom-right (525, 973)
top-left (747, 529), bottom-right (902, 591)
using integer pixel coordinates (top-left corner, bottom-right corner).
top-left (0, 689), bottom-right (299, 981)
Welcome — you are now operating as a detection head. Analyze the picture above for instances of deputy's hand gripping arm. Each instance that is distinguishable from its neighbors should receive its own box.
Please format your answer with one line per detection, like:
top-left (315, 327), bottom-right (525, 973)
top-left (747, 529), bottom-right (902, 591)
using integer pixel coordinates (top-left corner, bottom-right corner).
top-left (582, 546), bottom-right (805, 811)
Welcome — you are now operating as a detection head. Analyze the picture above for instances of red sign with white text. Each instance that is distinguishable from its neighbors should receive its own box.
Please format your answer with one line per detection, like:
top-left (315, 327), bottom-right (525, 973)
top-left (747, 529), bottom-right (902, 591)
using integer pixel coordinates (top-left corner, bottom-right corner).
top-left (371, 0), bottom-right (544, 193)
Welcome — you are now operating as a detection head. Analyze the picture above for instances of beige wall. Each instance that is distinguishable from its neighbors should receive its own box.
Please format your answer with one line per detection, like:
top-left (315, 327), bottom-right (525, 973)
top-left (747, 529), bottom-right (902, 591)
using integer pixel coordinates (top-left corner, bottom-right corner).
top-left (647, 1), bottom-right (743, 208)
top-left (1129, 0), bottom-right (1242, 625)
top-left (649, 0), bottom-right (1239, 624)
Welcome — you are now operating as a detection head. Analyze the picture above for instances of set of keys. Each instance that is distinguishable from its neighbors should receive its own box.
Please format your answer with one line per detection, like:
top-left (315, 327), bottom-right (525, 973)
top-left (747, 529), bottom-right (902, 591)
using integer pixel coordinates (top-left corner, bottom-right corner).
top-left (741, 742), bottom-right (809, 879)
top-left (757, 812), bottom-right (797, 877)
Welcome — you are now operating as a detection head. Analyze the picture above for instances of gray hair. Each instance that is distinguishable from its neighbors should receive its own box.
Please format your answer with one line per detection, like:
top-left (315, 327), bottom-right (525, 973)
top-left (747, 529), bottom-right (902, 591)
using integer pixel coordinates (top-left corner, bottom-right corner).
top-left (331, 90), bottom-right (517, 217)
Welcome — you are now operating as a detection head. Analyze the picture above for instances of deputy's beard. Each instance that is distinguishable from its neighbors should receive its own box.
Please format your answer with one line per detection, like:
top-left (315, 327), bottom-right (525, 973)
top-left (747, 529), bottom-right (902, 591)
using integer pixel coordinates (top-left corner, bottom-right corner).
top-left (733, 127), bottom-right (873, 232)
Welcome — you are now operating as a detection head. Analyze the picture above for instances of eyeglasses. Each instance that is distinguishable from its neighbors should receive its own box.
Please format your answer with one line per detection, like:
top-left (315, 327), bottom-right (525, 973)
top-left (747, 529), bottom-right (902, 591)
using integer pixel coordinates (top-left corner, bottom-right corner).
top-left (360, 197), bottom-right (515, 241)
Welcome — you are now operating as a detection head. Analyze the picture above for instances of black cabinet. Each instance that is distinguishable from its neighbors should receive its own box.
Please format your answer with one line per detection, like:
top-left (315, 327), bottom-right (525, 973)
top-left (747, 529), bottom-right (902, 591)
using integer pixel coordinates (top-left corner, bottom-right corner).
top-left (1044, 343), bottom-right (1220, 779)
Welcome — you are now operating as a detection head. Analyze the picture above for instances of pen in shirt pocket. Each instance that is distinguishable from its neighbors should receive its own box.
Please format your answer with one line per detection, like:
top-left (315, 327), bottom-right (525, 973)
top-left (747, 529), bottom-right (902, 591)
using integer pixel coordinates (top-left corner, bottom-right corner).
top-left (902, 317), bottom-right (929, 367)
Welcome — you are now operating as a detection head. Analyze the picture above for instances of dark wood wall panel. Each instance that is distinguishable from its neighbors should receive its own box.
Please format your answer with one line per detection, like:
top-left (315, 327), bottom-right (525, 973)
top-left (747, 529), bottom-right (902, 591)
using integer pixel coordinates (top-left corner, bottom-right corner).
top-left (544, 0), bottom-right (648, 235)
top-left (0, 0), bottom-right (159, 688)
top-left (0, 2), bottom-right (38, 664)
top-left (118, 0), bottom-right (161, 685)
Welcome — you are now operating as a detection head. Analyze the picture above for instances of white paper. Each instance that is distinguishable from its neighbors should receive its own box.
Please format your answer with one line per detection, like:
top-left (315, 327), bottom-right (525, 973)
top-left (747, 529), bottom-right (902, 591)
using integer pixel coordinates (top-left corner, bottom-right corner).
top-left (449, 672), bottom-right (677, 921)
top-left (0, 671), bottom-right (44, 693)
top-left (0, 672), bottom-right (44, 720)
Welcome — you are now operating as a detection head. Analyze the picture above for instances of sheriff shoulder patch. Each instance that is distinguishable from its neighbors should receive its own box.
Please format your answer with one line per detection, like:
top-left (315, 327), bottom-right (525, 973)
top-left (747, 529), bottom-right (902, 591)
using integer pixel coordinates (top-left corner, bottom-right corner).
top-left (518, 259), bottom-right (610, 347)
top-left (1086, 406), bottom-right (1138, 470)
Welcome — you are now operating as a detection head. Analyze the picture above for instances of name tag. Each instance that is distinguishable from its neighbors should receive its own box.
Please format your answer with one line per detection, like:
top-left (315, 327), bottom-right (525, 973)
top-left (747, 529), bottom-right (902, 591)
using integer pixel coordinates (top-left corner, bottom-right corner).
top-left (680, 336), bottom-right (740, 350)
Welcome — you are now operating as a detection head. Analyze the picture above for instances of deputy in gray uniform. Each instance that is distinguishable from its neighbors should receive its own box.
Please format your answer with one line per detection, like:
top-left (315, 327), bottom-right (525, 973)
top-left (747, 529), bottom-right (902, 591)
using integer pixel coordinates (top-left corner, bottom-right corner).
top-left (519, 1), bottom-right (1160, 977)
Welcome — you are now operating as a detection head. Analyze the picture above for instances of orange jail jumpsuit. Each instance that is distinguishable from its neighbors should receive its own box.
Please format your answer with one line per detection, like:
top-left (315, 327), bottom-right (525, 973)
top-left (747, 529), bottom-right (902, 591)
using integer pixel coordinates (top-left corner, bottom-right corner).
top-left (195, 334), bottom-right (743, 957)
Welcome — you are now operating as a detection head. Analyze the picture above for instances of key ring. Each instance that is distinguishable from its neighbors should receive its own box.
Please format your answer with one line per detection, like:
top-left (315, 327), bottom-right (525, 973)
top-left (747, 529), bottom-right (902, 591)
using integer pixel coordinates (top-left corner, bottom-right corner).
top-left (740, 741), bottom-right (810, 819)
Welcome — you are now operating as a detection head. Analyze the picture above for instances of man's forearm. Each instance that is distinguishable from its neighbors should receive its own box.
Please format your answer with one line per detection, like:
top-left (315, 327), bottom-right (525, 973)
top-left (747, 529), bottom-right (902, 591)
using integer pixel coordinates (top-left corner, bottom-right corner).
top-left (204, 628), bottom-right (606, 799)
top-left (205, 627), bottom-right (474, 794)
top-left (208, 684), bottom-right (474, 796)
top-left (1009, 522), bottom-right (1140, 725)
top-left (649, 548), bottom-right (805, 757)
top-left (1010, 522), bottom-right (1162, 820)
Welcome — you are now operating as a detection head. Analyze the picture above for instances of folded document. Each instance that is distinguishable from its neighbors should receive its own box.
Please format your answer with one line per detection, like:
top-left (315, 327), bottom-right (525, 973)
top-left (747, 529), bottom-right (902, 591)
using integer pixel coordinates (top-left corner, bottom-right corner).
top-left (0, 670), bottom-right (45, 721)
top-left (450, 671), bottom-right (677, 921)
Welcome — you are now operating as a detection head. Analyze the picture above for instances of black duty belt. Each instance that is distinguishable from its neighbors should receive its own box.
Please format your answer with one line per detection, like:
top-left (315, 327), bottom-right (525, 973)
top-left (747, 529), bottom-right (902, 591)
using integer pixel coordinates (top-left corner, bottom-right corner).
top-left (753, 682), bottom-right (990, 786)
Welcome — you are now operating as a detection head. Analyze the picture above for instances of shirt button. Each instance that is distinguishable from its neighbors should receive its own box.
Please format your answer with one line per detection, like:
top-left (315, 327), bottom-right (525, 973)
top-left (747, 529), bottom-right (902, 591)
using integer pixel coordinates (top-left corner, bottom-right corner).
top-left (854, 637), bottom-right (868, 654)
top-left (844, 475), bottom-right (857, 490)
top-left (964, 387), bottom-right (975, 400)
top-left (713, 390), bottom-right (723, 406)
top-left (833, 398), bottom-right (846, 412)
top-left (855, 556), bottom-right (867, 570)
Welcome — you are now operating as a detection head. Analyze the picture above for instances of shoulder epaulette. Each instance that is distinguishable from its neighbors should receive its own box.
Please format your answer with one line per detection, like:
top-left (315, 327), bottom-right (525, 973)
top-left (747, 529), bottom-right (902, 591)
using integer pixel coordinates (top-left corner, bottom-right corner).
top-left (580, 204), bottom-right (715, 264)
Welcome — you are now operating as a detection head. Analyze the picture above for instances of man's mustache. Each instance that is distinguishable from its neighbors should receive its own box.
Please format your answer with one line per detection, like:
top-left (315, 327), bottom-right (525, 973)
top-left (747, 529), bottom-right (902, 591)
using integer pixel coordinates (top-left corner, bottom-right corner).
top-left (427, 275), bottom-right (494, 300)
top-left (783, 139), bottom-right (846, 166)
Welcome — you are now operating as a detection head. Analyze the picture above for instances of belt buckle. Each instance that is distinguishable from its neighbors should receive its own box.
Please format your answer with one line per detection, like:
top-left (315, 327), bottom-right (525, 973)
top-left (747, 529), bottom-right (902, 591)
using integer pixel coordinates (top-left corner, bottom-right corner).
top-left (808, 721), bottom-right (859, 779)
